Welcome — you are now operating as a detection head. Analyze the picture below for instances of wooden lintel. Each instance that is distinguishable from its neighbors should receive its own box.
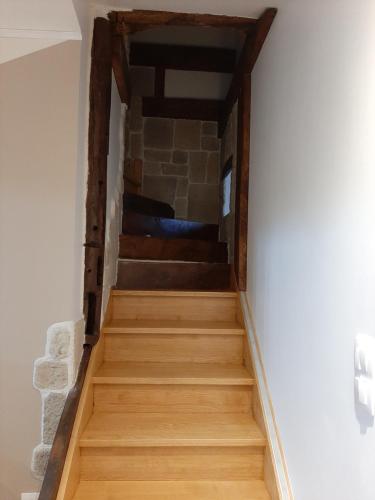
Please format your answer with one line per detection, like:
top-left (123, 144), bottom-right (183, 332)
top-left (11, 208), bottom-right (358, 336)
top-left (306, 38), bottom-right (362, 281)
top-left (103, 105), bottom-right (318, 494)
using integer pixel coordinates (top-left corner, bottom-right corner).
top-left (143, 97), bottom-right (223, 121)
top-left (111, 30), bottom-right (131, 105)
top-left (219, 7), bottom-right (277, 136)
top-left (111, 10), bottom-right (257, 34)
top-left (130, 43), bottom-right (237, 73)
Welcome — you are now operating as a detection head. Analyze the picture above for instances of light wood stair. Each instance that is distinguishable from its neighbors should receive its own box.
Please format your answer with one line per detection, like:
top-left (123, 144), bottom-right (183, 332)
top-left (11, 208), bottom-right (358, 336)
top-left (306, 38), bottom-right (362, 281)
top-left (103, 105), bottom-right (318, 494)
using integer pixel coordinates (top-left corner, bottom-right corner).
top-left (60, 291), bottom-right (276, 499)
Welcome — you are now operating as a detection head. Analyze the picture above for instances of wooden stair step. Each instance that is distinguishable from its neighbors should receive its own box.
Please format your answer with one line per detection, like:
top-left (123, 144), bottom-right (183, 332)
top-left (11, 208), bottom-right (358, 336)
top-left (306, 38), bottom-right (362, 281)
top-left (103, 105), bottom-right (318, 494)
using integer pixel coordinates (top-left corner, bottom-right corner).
top-left (116, 259), bottom-right (230, 291)
top-left (80, 446), bottom-right (265, 481)
top-left (111, 290), bottom-right (238, 322)
top-left (102, 319), bottom-right (244, 335)
top-left (104, 332), bottom-right (243, 364)
top-left (93, 361), bottom-right (254, 385)
top-left (80, 413), bottom-right (266, 447)
top-left (123, 210), bottom-right (219, 240)
top-left (119, 233), bottom-right (228, 263)
top-left (73, 480), bottom-right (271, 499)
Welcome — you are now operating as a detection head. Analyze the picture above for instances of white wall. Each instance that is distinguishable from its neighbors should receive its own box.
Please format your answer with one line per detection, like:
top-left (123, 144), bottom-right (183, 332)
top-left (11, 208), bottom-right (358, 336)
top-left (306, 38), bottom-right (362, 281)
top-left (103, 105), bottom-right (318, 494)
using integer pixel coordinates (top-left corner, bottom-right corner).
top-left (0, 41), bottom-right (82, 499)
top-left (247, 1), bottom-right (375, 499)
top-left (102, 74), bottom-right (126, 314)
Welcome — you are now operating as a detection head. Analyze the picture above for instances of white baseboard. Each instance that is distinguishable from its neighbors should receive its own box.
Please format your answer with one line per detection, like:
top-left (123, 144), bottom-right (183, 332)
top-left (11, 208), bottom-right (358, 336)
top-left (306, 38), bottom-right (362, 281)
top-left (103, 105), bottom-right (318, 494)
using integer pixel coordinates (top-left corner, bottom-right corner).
top-left (240, 292), bottom-right (293, 500)
top-left (21, 494), bottom-right (39, 500)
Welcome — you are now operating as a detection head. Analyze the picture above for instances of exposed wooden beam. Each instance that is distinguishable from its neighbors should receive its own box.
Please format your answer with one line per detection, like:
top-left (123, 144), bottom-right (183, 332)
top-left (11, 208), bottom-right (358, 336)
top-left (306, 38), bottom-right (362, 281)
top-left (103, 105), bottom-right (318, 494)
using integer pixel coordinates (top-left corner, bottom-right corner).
top-left (130, 43), bottom-right (237, 73)
top-left (154, 66), bottom-right (165, 97)
top-left (234, 73), bottom-right (251, 291)
top-left (143, 97), bottom-right (223, 121)
top-left (111, 30), bottom-right (131, 105)
top-left (219, 8), bottom-right (277, 136)
top-left (111, 10), bottom-right (257, 34)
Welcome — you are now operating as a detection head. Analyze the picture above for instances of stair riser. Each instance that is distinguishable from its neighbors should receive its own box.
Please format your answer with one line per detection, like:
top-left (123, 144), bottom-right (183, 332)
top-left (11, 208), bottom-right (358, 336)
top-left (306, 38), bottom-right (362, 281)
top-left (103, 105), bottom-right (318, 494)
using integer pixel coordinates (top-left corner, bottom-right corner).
top-left (104, 333), bottom-right (243, 364)
top-left (80, 446), bottom-right (264, 481)
top-left (116, 260), bottom-right (230, 290)
top-left (111, 294), bottom-right (237, 322)
top-left (94, 384), bottom-right (252, 413)
top-left (119, 234), bottom-right (228, 263)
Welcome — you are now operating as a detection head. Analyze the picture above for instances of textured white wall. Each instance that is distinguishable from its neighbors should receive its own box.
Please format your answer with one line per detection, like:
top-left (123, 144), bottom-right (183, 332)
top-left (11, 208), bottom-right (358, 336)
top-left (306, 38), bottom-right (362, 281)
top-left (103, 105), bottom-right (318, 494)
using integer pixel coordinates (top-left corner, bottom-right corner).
top-left (0, 41), bottom-right (81, 499)
top-left (102, 75), bottom-right (126, 314)
top-left (247, 1), bottom-right (375, 499)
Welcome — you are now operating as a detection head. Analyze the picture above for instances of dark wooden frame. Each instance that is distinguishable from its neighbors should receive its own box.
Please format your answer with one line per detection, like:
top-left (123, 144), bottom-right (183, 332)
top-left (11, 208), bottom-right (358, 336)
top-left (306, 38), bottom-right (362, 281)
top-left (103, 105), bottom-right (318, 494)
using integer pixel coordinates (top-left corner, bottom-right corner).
top-left (38, 15), bottom-right (131, 499)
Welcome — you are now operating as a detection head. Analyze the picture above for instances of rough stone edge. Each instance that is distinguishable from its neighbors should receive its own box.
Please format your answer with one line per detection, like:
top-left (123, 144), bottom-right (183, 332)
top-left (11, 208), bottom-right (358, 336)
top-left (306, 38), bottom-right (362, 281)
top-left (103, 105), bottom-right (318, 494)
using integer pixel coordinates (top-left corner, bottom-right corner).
top-left (31, 318), bottom-right (85, 480)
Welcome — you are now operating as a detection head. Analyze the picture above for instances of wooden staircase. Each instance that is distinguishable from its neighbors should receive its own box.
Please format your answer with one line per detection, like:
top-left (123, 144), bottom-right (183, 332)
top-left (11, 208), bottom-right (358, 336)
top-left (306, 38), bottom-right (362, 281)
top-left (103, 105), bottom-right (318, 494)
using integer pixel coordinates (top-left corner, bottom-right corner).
top-left (119, 192), bottom-right (231, 290)
top-left (60, 290), bottom-right (274, 499)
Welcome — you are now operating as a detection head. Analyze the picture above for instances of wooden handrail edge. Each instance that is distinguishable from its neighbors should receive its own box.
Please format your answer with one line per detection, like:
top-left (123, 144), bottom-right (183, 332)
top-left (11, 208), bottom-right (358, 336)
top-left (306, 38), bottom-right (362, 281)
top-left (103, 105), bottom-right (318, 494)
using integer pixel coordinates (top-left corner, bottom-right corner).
top-left (37, 344), bottom-right (93, 499)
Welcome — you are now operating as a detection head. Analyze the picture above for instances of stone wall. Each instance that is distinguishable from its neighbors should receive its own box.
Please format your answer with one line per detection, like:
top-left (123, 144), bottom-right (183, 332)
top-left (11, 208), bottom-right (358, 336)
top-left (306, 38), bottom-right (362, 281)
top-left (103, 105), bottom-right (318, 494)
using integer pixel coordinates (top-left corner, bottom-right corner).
top-left (126, 97), bottom-right (221, 224)
top-left (31, 319), bottom-right (84, 479)
top-left (219, 102), bottom-right (238, 262)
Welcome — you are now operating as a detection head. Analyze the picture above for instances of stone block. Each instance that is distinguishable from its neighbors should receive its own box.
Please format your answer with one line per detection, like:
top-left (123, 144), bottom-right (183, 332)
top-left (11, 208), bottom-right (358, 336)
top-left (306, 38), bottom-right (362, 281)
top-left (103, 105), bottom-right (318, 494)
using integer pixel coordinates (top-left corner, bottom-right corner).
top-left (46, 322), bottom-right (71, 359)
top-left (130, 67), bottom-right (155, 97)
top-left (130, 133), bottom-right (143, 158)
top-left (174, 119), bottom-right (201, 150)
top-left (31, 443), bottom-right (51, 479)
top-left (129, 96), bottom-right (143, 131)
top-left (34, 358), bottom-right (69, 390)
top-left (175, 198), bottom-right (188, 219)
top-left (207, 152), bottom-right (220, 184)
top-left (188, 184), bottom-right (219, 224)
top-left (202, 121), bottom-right (217, 136)
top-left (201, 135), bottom-right (220, 151)
top-left (144, 161), bottom-right (162, 175)
top-left (172, 150), bottom-right (188, 164)
top-left (189, 152), bottom-right (207, 183)
top-left (42, 392), bottom-right (66, 444)
top-left (143, 175), bottom-right (177, 206)
top-left (144, 149), bottom-right (171, 162)
top-left (162, 163), bottom-right (188, 176)
top-left (144, 118), bottom-right (173, 149)
top-left (176, 177), bottom-right (188, 197)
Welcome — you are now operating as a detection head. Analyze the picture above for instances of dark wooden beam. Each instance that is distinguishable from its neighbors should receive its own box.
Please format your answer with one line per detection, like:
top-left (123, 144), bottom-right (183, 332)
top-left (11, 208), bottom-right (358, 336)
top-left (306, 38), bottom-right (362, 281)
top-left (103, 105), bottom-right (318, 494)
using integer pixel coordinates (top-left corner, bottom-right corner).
top-left (219, 8), bottom-right (277, 136)
top-left (130, 43), bottom-right (237, 73)
top-left (38, 345), bottom-right (92, 499)
top-left (84, 17), bottom-right (112, 336)
top-left (111, 10), bottom-right (257, 34)
top-left (111, 30), bottom-right (131, 105)
top-left (234, 73), bottom-right (251, 291)
top-left (143, 97), bottom-right (223, 121)
top-left (154, 66), bottom-right (165, 97)
top-left (124, 191), bottom-right (175, 219)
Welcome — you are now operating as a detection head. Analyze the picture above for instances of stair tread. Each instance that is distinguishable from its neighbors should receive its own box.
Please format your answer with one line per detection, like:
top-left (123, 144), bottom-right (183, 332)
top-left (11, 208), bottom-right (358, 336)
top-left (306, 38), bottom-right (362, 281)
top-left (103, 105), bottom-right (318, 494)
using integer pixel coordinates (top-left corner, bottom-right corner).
top-left (103, 319), bottom-right (244, 334)
top-left (80, 413), bottom-right (266, 447)
top-left (112, 290), bottom-right (237, 297)
top-left (93, 361), bottom-right (254, 385)
top-left (73, 480), bottom-right (270, 499)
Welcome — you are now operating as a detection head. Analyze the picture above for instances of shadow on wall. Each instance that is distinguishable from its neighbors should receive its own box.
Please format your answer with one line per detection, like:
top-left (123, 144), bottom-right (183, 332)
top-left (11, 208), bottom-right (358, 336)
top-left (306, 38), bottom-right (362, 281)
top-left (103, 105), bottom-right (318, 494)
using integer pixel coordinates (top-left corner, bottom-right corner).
top-left (354, 386), bottom-right (374, 434)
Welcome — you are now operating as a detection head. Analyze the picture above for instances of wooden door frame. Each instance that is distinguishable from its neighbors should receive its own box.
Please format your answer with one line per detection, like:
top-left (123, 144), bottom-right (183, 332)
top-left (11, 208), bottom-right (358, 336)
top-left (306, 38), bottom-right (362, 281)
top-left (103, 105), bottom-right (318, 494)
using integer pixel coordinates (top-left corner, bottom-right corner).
top-left (110, 8), bottom-right (277, 291)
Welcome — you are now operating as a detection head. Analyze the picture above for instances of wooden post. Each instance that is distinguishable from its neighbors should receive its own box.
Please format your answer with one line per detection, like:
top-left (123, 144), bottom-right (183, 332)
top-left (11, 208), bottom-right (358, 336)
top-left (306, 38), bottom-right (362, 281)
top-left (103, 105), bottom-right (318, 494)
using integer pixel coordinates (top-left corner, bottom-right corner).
top-left (234, 73), bottom-right (251, 290)
top-left (83, 17), bottom-right (112, 340)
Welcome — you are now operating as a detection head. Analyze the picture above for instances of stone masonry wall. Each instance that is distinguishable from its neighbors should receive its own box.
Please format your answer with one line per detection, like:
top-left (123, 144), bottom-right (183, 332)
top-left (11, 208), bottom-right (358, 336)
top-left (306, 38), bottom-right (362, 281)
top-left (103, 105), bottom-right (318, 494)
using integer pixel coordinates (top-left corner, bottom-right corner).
top-left (126, 97), bottom-right (221, 224)
top-left (31, 319), bottom-right (84, 479)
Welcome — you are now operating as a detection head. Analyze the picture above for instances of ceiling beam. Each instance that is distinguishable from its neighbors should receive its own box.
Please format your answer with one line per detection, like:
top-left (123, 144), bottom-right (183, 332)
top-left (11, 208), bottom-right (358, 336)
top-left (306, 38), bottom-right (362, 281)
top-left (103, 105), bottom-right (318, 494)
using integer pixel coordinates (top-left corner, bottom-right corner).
top-left (143, 97), bottom-right (223, 121)
top-left (130, 43), bottom-right (237, 73)
top-left (218, 8), bottom-right (277, 136)
top-left (111, 10), bottom-right (257, 34)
